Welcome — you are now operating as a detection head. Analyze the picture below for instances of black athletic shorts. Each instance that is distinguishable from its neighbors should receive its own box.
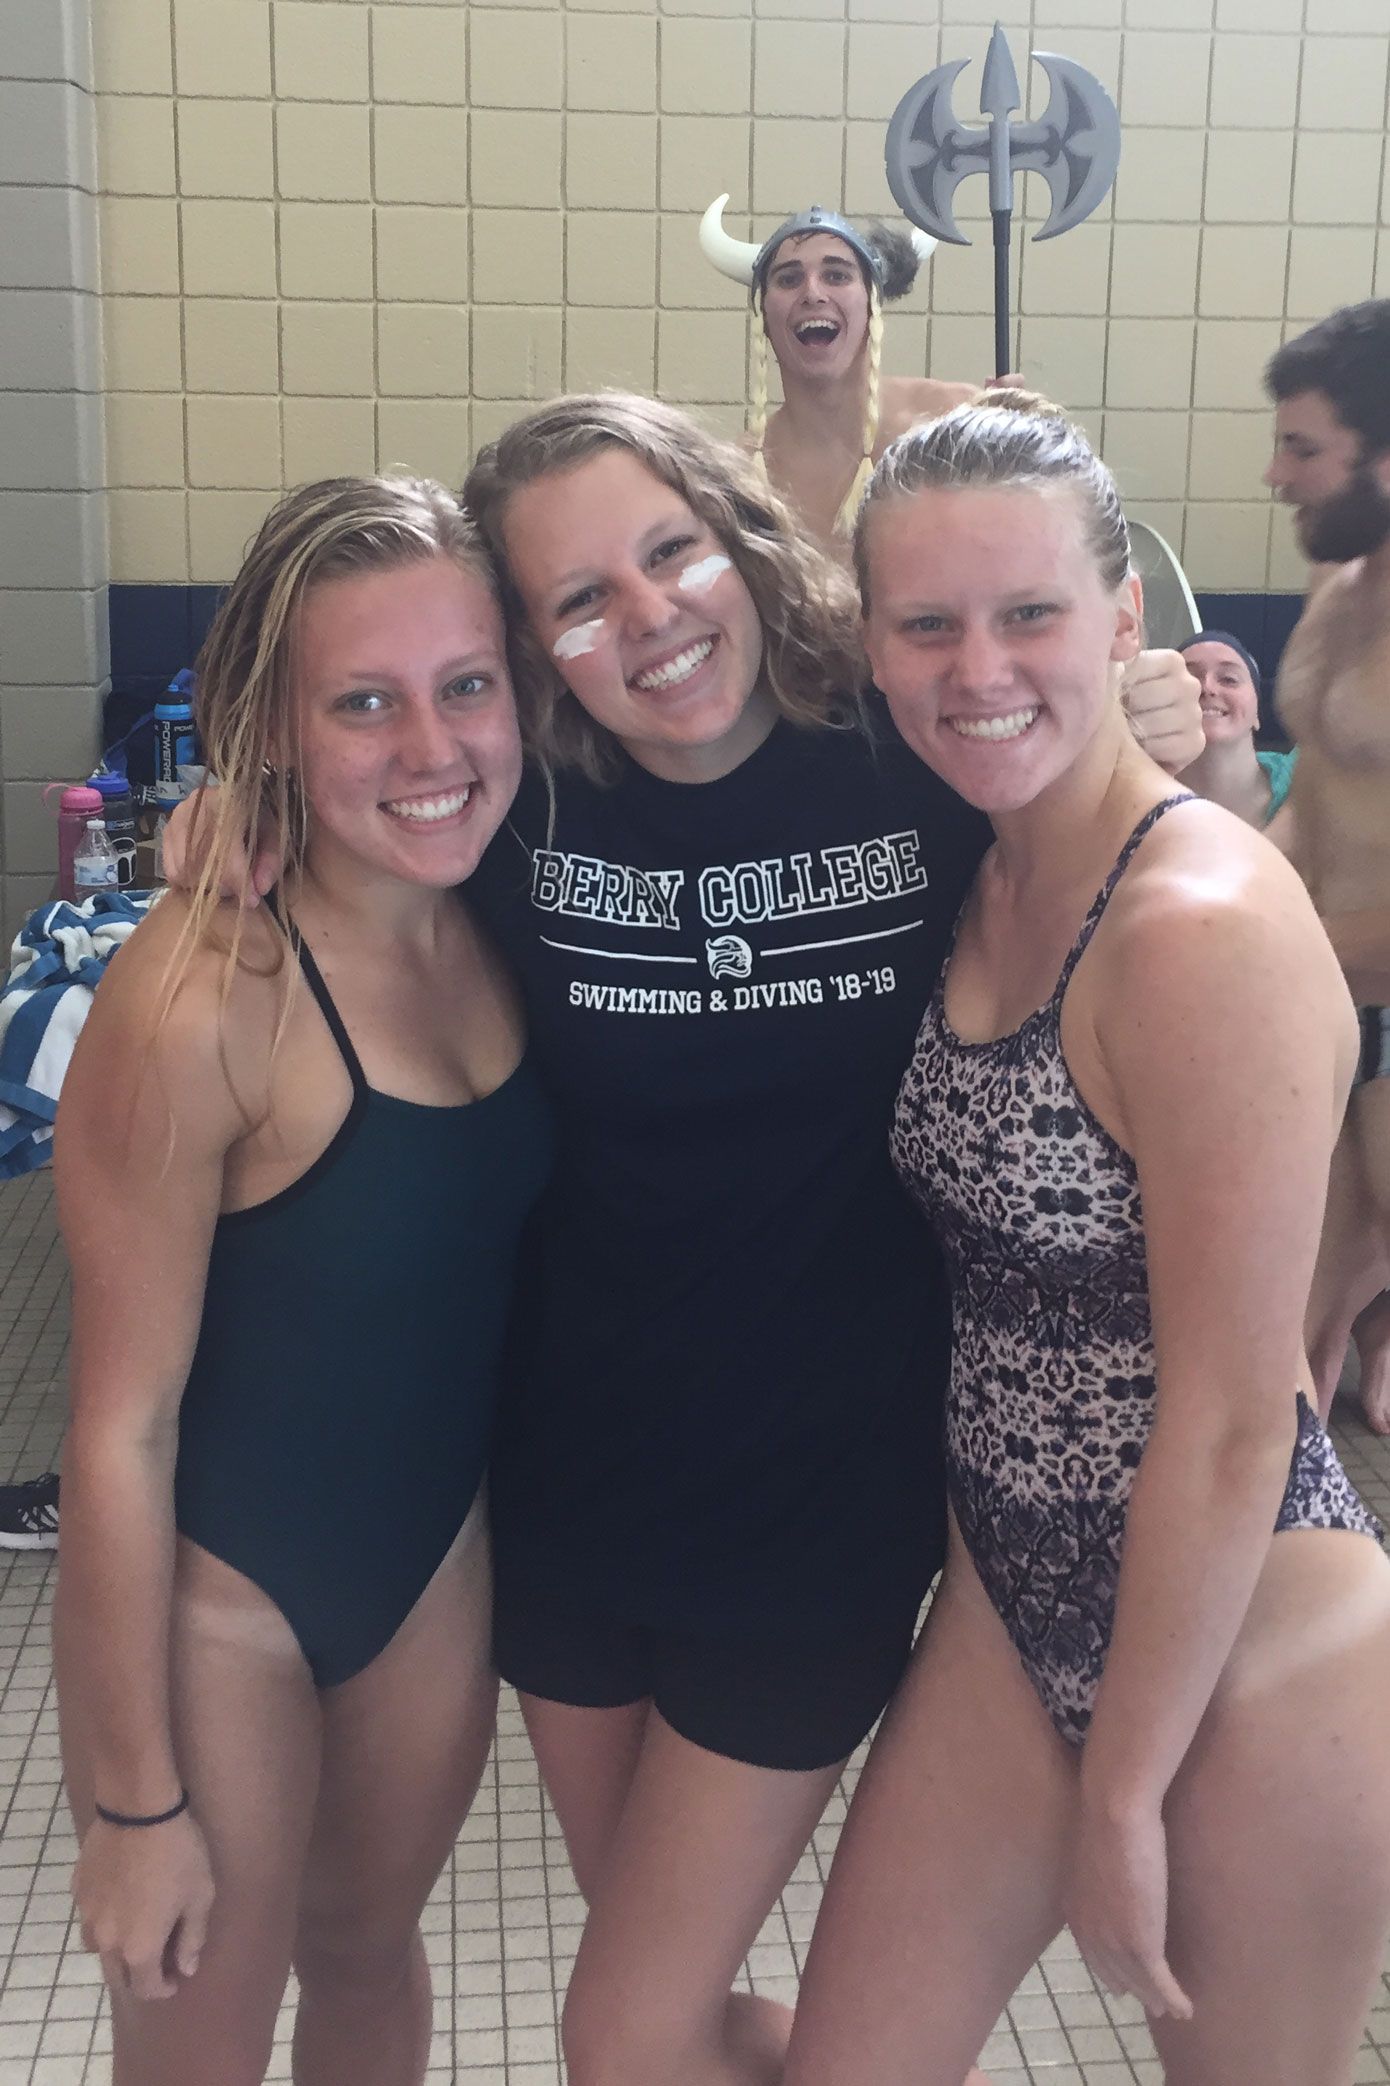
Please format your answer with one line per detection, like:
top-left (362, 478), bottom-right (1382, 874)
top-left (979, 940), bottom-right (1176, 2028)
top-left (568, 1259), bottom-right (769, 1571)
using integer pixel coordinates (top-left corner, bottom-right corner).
top-left (492, 1582), bottom-right (924, 1773)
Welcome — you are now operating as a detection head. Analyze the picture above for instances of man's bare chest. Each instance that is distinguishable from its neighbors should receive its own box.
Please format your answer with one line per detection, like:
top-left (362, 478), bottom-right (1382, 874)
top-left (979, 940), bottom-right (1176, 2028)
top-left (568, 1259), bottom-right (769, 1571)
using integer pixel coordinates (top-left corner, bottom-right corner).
top-left (766, 435), bottom-right (857, 546)
top-left (1280, 597), bottom-right (1390, 770)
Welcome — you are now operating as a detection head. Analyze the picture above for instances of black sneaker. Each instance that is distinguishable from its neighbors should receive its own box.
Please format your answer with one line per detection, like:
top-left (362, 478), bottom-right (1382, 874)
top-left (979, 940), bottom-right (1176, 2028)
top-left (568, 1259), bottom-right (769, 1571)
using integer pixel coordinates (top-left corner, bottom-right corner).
top-left (0, 1473), bottom-right (59, 1550)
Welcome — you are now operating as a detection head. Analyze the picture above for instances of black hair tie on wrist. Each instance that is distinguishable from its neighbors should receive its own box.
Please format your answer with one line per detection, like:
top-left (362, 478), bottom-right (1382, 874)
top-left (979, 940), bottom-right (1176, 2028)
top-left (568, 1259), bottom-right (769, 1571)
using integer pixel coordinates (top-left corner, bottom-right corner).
top-left (95, 1789), bottom-right (190, 1829)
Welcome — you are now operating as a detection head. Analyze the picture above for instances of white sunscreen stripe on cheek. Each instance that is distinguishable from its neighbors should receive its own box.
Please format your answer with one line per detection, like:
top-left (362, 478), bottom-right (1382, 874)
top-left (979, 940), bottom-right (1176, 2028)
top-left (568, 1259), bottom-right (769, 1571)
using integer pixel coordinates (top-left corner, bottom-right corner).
top-left (677, 554), bottom-right (732, 597)
top-left (552, 619), bottom-right (606, 661)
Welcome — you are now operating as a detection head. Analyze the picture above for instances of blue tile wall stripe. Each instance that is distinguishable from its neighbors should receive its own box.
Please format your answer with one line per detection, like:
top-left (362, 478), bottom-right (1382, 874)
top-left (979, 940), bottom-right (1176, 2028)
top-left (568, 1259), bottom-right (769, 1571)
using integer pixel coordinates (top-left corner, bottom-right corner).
top-left (108, 585), bottom-right (226, 686)
top-left (107, 584), bottom-right (1305, 743)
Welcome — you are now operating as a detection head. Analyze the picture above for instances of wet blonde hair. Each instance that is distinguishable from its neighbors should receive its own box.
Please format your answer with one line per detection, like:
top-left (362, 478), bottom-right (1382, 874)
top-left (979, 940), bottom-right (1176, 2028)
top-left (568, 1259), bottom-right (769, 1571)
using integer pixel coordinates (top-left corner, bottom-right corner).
top-left (464, 392), bottom-right (862, 784)
top-left (161, 475), bottom-right (497, 1046)
top-left (854, 391), bottom-right (1130, 610)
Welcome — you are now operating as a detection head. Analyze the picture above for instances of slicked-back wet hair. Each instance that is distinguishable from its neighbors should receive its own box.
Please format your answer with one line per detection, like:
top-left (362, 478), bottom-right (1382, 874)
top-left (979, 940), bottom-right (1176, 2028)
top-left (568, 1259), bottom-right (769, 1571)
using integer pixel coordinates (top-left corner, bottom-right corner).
top-left (853, 391), bottom-right (1130, 611)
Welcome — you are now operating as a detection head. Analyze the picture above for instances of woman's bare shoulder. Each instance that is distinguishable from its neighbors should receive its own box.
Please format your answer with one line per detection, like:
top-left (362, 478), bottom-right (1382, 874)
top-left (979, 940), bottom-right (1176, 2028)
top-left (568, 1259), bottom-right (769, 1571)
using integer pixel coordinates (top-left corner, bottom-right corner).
top-left (77, 892), bottom-right (289, 1098)
top-left (1100, 797), bottom-right (1351, 1042)
top-left (1123, 796), bottom-right (1317, 917)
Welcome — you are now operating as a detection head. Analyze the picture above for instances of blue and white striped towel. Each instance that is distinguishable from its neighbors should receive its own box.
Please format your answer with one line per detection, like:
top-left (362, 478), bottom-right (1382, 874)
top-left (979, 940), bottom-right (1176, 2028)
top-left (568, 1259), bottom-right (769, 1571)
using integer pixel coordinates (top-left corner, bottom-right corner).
top-left (0, 891), bottom-right (161, 1179)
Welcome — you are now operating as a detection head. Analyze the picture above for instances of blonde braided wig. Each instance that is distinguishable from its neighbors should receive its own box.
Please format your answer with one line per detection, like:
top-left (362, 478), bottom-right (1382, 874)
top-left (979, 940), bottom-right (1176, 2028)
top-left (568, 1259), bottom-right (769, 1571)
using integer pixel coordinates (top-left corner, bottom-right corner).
top-left (749, 302), bottom-right (771, 487)
top-left (832, 285), bottom-right (882, 538)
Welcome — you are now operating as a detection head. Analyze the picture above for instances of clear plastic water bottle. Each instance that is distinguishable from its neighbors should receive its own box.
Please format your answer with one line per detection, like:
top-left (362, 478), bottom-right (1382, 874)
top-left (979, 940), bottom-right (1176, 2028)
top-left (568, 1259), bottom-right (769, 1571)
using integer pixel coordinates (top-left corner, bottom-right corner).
top-left (73, 819), bottom-right (121, 895)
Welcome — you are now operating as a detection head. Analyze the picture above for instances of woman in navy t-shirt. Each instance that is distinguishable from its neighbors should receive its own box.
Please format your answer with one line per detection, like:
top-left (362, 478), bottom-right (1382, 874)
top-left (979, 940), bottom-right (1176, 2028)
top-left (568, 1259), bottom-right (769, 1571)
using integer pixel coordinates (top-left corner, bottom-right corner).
top-left (463, 395), bottom-right (989, 2086)
top-left (462, 393), bottom-right (1198, 2086)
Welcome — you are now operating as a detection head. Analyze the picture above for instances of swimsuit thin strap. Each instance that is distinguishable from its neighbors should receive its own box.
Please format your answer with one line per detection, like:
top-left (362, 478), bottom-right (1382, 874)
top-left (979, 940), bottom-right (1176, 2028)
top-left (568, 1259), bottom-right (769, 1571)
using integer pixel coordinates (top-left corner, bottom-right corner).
top-left (1053, 793), bottom-right (1195, 1002)
top-left (264, 890), bottom-right (368, 1099)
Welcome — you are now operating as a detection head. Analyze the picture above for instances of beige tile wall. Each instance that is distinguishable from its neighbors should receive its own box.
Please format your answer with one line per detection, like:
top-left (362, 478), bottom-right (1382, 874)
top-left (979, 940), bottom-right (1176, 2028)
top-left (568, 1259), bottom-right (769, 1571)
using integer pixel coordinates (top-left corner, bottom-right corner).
top-left (1, 0), bottom-right (108, 940)
top-left (87, 0), bottom-right (1390, 591)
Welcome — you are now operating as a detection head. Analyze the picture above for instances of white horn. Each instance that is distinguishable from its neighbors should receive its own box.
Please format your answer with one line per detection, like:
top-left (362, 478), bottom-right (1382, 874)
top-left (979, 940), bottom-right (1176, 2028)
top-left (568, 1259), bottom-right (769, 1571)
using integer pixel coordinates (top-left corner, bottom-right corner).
top-left (909, 228), bottom-right (938, 266)
top-left (699, 194), bottom-right (760, 288)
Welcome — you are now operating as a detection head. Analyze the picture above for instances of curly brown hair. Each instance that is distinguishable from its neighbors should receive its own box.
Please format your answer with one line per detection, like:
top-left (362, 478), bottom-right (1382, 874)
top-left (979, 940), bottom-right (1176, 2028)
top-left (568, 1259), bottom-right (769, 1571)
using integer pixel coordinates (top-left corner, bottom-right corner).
top-left (463, 392), bottom-right (863, 783)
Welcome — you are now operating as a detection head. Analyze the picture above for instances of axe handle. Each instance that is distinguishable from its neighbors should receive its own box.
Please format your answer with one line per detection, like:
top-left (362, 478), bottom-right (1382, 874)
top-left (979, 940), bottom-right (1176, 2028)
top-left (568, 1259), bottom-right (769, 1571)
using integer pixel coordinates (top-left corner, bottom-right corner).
top-left (991, 210), bottom-right (1011, 379)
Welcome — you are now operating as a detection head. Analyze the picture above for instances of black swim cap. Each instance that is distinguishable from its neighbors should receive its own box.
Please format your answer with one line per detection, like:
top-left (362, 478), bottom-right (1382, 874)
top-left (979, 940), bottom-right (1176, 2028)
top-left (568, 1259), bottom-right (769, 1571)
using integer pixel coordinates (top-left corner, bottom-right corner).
top-left (1178, 629), bottom-right (1261, 695)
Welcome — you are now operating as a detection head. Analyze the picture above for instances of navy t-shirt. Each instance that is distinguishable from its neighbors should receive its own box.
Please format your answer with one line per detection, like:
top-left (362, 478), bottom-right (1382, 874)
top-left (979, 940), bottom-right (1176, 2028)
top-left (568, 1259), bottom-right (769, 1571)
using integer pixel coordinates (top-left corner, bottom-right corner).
top-left (470, 706), bottom-right (991, 1640)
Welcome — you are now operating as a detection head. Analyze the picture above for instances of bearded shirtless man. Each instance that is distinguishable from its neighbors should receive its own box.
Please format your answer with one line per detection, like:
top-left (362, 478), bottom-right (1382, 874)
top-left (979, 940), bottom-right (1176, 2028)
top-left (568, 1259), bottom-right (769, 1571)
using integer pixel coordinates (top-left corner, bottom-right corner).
top-left (1265, 301), bottom-right (1390, 1434)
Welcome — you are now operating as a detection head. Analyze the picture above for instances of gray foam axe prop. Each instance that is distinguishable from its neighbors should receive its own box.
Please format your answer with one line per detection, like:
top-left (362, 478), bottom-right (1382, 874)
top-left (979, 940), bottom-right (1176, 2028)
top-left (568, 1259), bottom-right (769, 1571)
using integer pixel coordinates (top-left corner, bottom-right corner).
top-left (885, 22), bottom-right (1119, 379)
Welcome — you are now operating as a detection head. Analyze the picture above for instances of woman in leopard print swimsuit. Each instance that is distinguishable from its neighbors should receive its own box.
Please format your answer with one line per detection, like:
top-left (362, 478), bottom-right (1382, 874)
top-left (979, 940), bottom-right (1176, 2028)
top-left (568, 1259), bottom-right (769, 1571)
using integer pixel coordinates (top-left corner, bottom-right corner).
top-left (783, 399), bottom-right (1390, 2086)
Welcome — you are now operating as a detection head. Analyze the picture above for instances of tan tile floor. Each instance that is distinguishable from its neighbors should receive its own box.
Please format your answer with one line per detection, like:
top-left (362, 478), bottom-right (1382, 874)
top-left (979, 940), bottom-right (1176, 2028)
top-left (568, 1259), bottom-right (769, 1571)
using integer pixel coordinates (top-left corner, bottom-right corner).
top-left (1, 1168), bottom-right (1387, 2084)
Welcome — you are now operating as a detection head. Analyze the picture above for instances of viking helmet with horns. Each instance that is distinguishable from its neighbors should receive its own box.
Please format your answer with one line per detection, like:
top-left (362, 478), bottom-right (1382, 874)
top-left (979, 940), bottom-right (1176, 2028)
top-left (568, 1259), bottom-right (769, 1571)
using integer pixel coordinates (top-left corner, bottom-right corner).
top-left (699, 195), bottom-right (938, 537)
top-left (699, 195), bottom-right (937, 296)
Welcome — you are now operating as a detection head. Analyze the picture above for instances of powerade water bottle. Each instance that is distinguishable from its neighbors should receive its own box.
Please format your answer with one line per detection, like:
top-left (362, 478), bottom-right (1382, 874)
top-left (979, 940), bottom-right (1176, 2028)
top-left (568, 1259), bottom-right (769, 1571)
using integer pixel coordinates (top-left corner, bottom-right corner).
top-left (154, 670), bottom-right (197, 813)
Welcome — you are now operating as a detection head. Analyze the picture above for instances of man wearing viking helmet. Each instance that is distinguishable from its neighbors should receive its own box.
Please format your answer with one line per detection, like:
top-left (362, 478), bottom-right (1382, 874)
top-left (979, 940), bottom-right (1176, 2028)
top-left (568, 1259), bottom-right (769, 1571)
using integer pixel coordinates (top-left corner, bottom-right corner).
top-left (700, 197), bottom-right (984, 555)
top-left (698, 197), bottom-right (1205, 770)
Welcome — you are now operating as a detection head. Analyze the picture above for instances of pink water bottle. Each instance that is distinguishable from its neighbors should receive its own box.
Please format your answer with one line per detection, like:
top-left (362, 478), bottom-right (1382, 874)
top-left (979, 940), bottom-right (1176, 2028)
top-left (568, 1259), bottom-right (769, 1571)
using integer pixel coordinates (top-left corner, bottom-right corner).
top-left (47, 784), bottom-right (105, 901)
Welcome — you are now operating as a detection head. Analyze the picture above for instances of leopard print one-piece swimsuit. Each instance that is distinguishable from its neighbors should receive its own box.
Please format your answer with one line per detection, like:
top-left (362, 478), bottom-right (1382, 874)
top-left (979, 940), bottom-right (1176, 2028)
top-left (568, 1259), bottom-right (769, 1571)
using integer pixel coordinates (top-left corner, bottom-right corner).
top-left (890, 795), bottom-right (1383, 1748)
